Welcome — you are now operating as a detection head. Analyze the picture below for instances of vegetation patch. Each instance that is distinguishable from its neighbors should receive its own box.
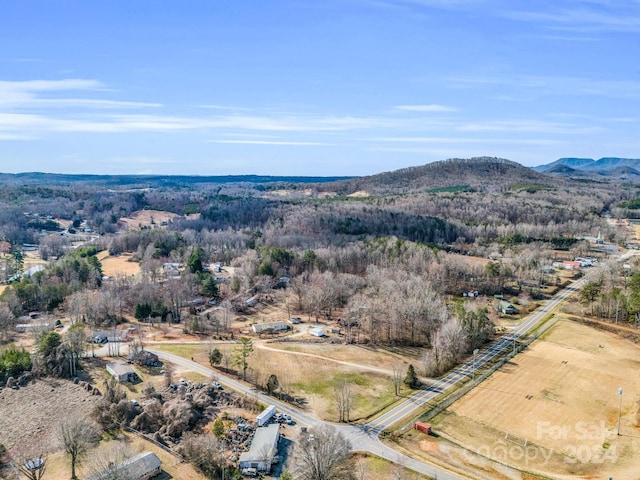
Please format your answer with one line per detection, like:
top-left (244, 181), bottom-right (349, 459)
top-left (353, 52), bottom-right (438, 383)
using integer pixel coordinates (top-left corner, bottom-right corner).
top-left (425, 185), bottom-right (473, 193)
top-left (509, 182), bottom-right (555, 193)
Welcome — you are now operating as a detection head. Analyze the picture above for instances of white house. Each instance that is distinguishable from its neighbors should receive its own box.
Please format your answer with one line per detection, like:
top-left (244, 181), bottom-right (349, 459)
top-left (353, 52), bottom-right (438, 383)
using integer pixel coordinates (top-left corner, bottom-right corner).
top-left (252, 321), bottom-right (290, 335)
top-left (239, 424), bottom-right (280, 472)
top-left (106, 362), bottom-right (137, 383)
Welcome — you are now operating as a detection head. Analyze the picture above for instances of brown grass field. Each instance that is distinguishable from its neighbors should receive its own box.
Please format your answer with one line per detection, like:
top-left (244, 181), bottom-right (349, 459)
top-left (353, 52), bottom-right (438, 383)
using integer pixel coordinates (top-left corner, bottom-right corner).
top-left (97, 251), bottom-right (142, 277)
top-left (419, 319), bottom-right (640, 479)
top-left (118, 209), bottom-right (182, 230)
top-left (154, 339), bottom-right (415, 422)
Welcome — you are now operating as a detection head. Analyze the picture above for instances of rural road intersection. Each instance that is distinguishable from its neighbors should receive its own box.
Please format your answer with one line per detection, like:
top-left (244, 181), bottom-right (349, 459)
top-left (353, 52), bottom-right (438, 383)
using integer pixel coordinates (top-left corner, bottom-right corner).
top-left (148, 271), bottom-right (595, 480)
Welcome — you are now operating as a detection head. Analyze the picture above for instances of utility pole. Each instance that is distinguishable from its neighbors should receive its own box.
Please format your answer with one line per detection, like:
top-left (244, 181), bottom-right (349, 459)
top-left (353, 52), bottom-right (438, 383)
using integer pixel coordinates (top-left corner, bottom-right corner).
top-left (617, 387), bottom-right (623, 436)
top-left (472, 348), bottom-right (479, 384)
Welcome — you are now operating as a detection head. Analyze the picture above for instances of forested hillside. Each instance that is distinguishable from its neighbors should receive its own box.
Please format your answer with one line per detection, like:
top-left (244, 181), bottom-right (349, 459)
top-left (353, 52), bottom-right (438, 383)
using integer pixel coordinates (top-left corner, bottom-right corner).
top-left (0, 157), bottom-right (637, 375)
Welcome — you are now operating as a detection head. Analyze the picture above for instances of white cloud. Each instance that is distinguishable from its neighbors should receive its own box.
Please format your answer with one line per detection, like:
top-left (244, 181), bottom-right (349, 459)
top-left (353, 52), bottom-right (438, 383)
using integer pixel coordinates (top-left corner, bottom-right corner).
top-left (394, 104), bottom-right (457, 112)
top-left (0, 78), bottom-right (160, 109)
top-left (208, 139), bottom-right (336, 146)
top-left (0, 109), bottom-right (405, 138)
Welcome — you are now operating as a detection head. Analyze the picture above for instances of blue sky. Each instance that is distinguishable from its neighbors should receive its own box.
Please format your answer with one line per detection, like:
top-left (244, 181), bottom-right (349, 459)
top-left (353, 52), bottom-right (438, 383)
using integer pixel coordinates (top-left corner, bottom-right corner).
top-left (1, 0), bottom-right (639, 176)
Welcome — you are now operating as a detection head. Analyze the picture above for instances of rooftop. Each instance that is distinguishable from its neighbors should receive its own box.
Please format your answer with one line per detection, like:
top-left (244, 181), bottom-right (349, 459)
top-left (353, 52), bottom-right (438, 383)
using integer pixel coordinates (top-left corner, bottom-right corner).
top-left (239, 424), bottom-right (280, 463)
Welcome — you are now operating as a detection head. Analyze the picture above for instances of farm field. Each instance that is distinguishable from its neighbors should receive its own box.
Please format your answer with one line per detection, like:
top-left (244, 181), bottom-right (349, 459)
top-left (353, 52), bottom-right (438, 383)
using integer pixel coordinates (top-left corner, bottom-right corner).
top-left (118, 209), bottom-right (182, 230)
top-left (97, 251), bottom-right (142, 277)
top-left (410, 319), bottom-right (640, 479)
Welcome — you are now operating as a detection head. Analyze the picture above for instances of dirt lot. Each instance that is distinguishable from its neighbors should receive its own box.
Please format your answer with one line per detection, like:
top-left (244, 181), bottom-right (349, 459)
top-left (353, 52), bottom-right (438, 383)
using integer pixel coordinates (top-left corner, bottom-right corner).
top-left (424, 319), bottom-right (640, 479)
top-left (0, 378), bottom-right (99, 457)
top-left (0, 371), bottom-right (210, 480)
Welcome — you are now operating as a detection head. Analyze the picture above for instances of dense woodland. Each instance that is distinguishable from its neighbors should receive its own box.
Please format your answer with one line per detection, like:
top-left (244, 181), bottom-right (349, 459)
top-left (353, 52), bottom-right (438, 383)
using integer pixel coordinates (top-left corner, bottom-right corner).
top-left (1, 157), bottom-right (639, 379)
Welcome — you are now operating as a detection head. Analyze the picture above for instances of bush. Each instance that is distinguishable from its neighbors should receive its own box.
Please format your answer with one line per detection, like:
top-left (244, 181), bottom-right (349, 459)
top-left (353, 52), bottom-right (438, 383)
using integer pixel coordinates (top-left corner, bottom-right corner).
top-left (0, 345), bottom-right (32, 380)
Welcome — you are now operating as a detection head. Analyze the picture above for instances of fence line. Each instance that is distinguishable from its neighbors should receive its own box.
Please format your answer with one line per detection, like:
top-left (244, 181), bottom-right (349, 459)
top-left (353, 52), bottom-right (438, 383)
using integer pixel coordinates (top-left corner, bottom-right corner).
top-left (121, 425), bottom-right (184, 461)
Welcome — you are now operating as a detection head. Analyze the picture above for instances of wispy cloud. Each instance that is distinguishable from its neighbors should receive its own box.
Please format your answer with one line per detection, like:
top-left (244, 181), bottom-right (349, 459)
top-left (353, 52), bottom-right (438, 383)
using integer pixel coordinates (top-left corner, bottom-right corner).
top-left (208, 139), bottom-right (336, 146)
top-left (0, 79), bottom-right (161, 109)
top-left (0, 110), bottom-right (404, 137)
top-left (375, 136), bottom-right (561, 145)
top-left (449, 74), bottom-right (640, 100)
top-left (365, 0), bottom-right (483, 11)
top-left (504, 1), bottom-right (640, 33)
top-left (457, 119), bottom-right (602, 134)
top-left (394, 104), bottom-right (458, 112)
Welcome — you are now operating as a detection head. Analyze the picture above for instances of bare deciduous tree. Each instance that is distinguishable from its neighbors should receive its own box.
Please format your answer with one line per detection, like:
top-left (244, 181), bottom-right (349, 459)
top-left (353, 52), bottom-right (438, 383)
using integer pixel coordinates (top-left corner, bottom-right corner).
top-left (333, 379), bottom-right (354, 423)
top-left (57, 417), bottom-right (100, 480)
top-left (294, 426), bottom-right (353, 480)
top-left (392, 363), bottom-right (404, 396)
top-left (88, 444), bottom-right (130, 480)
top-left (64, 324), bottom-right (87, 377)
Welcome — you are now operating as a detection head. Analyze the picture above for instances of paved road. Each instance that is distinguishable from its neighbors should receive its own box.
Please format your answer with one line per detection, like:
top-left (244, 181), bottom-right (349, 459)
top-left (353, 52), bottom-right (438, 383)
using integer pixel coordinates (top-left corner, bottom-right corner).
top-left (363, 276), bottom-right (587, 434)
top-left (150, 272), bottom-right (597, 480)
top-left (150, 349), bottom-right (463, 480)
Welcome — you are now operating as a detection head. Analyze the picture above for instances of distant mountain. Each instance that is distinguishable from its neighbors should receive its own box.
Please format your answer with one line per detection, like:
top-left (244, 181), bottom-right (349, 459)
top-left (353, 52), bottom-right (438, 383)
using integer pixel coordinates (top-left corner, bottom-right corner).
top-left (533, 158), bottom-right (595, 172)
top-left (534, 157), bottom-right (640, 180)
top-left (327, 157), bottom-right (560, 195)
top-left (0, 172), bottom-right (354, 188)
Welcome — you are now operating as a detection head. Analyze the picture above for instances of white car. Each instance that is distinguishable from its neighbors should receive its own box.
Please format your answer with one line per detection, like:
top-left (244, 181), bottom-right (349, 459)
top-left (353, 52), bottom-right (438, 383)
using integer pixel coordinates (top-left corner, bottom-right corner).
top-left (212, 381), bottom-right (222, 389)
top-left (179, 378), bottom-right (187, 386)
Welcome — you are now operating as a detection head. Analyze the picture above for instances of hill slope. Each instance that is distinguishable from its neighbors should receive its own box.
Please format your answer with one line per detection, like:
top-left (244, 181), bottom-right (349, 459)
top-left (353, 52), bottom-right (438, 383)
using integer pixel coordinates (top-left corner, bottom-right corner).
top-left (327, 157), bottom-right (559, 195)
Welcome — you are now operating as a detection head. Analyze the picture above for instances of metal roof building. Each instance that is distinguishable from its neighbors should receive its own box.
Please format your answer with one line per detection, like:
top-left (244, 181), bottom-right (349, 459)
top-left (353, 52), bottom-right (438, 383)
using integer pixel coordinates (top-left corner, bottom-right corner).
top-left (239, 423), bottom-right (280, 472)
top-left (88, 451), bottom-right (161, 480)
top-left (106, 361), bottom-right (137, 383)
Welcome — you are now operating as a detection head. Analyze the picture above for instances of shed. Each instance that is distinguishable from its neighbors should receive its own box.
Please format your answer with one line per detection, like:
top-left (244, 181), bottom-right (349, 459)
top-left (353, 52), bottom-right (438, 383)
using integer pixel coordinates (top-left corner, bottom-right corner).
top-left (309, 327), bottom-right (325, 337)
top-left (106, 362), bottom-right (137, 383)
top-left (239, 424), bottom-right (280, 472)
top-left (414, 422), bottom-right (432, 434)
top-left (88, 451), bottom-right (161, 480)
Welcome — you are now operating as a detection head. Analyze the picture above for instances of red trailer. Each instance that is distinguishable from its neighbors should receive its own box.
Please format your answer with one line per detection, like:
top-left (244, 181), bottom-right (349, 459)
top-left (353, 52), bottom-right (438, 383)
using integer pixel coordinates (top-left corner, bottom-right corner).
top-left (414, 422), bottom-right (432, 434)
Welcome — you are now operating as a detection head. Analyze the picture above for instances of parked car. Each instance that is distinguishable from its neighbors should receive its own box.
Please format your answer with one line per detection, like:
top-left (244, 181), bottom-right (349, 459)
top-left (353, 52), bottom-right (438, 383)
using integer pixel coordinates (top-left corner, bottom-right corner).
top-left (212, 381), bottom-right (222, 389)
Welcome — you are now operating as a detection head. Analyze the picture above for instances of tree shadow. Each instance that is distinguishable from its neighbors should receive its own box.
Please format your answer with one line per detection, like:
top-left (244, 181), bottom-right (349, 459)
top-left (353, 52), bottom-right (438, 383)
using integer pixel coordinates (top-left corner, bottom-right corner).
top-left (271, 435), bottom-right (295, 477)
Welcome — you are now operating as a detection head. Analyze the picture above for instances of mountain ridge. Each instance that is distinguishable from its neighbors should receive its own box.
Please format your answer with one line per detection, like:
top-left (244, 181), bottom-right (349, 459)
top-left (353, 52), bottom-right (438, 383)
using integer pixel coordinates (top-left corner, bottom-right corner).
top-left (534, 157), bottom-right (640, 178)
